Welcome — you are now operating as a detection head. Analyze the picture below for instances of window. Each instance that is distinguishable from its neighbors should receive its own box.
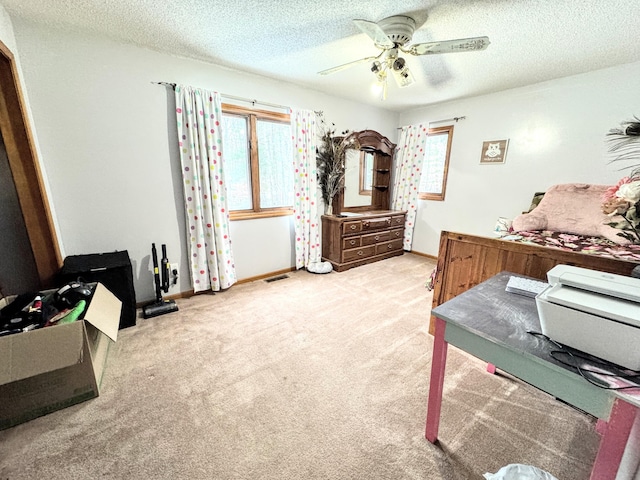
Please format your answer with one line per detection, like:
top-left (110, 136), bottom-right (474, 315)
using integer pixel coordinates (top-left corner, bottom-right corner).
top-left (418, 125), bottom-right (453, 201)
top-left (221, 104), bottom-right (293, 220)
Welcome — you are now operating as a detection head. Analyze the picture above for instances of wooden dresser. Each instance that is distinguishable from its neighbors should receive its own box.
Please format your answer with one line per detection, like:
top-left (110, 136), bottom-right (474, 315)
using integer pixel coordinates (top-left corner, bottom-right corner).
top-left (321, 210), bottom-right (406, 272)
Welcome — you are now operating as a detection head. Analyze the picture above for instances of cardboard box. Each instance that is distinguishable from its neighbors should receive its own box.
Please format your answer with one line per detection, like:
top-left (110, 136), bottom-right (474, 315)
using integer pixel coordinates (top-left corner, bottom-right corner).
top-left (0, 283), bottom-right (121, 430)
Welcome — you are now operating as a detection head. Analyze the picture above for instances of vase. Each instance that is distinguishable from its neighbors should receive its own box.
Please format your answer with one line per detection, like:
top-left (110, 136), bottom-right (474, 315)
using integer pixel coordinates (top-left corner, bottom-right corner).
top-left (325, 203), bottom-right (333, 215)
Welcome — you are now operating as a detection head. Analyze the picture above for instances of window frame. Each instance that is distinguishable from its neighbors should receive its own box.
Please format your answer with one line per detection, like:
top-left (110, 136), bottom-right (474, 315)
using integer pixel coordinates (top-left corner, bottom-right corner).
top-left (418, 125), bottom-right (454, 202)
top-left (221, 103), bottom-right (293, 221)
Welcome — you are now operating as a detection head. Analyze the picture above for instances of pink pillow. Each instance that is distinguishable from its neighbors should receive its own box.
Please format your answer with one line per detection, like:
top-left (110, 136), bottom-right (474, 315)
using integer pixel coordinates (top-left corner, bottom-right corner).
top-left (512, 183), bottom-right (629, 244)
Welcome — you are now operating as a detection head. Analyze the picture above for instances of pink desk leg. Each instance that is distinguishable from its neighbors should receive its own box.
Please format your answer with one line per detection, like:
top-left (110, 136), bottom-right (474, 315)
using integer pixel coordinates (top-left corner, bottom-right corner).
top-left (590, 398), bottom-right (638, 480)
top-left (426, 317), bottom-right (448, 443)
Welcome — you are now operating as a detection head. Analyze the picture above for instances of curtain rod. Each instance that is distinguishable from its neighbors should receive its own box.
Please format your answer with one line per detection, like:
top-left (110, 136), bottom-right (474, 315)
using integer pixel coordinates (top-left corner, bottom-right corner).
top-left (152, 82), bottom-right (289, 111)
top-left (221, 93), bottom-right (289, 111)
top-left (397, 116), bottom-right (466, 129)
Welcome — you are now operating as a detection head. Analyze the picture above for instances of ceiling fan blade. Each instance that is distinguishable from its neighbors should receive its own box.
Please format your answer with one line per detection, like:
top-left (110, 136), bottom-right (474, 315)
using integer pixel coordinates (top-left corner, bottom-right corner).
top-left (405, 36), bottom-right (490, 56)
top-left (353, 19), bottom-right (394, 49)
top-left (318, 53), bottom-right (382, 76)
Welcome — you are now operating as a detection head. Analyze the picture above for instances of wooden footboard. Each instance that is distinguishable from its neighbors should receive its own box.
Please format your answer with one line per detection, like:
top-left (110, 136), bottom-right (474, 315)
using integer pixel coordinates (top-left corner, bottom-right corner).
top-left (429, 231), bottom-right (639, 334)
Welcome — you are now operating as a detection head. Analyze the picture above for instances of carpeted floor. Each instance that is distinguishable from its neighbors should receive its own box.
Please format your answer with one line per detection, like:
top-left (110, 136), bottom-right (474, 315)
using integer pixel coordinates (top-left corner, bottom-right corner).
top-left (0, 254), bottom-right (599, 479)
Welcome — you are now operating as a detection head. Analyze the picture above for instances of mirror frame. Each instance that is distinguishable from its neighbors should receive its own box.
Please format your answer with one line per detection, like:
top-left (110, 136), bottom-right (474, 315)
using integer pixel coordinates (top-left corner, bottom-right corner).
top-left (333, 130), bottom-right (396, 214)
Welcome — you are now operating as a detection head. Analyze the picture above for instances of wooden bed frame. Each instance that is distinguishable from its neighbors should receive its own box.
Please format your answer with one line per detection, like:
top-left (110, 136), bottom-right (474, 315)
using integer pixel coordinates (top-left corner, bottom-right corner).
top-left (429, 231), bottom-right (640, 334)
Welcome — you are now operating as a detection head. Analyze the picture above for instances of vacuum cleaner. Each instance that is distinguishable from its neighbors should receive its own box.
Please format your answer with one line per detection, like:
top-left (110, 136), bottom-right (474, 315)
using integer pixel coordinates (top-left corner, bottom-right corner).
top-left (142, 243), bottom-right (179, 319)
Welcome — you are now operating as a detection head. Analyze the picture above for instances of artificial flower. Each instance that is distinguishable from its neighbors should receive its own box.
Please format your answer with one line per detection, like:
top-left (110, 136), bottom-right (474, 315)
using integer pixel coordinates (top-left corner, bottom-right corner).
top-left (603, 176), bottom-right (640, 244)
top-left (602, 197), bottom-right (630, 216)
top-left (603, 176), bottom-right (632, 202)
top-left (616, 180), bottom-right (640, 203)
top-left (315, 111), bottom-right (359, 214)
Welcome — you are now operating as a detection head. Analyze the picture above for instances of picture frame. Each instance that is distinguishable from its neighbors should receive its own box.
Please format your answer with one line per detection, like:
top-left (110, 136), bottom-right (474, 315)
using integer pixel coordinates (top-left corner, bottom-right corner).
top-left (480, 139), bottom-right (509, 164)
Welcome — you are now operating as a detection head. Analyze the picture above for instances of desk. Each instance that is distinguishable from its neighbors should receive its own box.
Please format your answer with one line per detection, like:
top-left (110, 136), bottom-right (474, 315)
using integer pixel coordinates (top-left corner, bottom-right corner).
top-left (426, 272), bottom-right (640, 480)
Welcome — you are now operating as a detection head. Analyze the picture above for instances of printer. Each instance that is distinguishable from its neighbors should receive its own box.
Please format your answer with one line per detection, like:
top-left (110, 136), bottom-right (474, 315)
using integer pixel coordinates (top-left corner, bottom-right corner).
top-left (536, 265), bottom-right (640, 371)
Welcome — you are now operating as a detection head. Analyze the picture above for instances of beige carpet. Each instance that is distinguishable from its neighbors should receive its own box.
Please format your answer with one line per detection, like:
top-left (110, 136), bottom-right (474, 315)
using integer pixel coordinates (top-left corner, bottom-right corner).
top-left (0, 254), bottom-right (599, 479)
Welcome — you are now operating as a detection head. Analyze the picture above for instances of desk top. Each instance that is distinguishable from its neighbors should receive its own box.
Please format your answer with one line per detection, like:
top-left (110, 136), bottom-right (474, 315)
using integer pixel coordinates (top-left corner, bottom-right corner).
top-left (431, 272), bottom-right (640, 414)
top-left (432, 272), bottom-right (550, 358)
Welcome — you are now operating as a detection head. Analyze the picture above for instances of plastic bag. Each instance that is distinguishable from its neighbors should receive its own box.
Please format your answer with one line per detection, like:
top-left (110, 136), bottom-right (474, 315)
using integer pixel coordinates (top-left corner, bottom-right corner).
top-left (483, 463), bottom-right (559, 480)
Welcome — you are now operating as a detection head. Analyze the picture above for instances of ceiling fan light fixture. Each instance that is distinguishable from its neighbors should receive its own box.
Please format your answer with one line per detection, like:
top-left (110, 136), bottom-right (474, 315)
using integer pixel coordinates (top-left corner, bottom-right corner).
top-left (392, 57), bottom-right (406, 71)
top-left (393, 66), bottom-right (415, 88)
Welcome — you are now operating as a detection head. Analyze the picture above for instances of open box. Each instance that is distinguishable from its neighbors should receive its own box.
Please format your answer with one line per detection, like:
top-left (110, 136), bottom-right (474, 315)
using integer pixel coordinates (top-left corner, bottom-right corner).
top-left (0, 283), bottom-right (121, 430)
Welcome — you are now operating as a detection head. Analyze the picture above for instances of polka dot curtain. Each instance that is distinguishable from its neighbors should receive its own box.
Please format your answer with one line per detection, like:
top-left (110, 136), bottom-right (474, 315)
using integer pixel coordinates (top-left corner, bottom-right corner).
top-left (290, 109), bottom-right (321, 269)
top-left (391, 124), bottom-right (428, 251)
top-left (175, 85), bottom-right (237, 292)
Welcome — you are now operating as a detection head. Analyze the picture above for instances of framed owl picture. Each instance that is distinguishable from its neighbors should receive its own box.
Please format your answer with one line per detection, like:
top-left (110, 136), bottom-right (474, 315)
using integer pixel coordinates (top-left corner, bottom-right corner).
top-left (480, 139), bottom-right (509, 164)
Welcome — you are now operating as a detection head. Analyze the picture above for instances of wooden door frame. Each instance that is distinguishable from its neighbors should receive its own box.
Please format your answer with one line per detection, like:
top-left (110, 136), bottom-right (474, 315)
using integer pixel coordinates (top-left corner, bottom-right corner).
top-left (0, 39), bottom-right (61, 287)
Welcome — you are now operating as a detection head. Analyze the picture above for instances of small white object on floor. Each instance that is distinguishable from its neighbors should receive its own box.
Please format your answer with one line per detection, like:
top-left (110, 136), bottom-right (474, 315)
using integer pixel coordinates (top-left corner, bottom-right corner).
top-left (307, 261), bottom-right (333, 274)
top-left (484, 463), bottom-right (558, 480)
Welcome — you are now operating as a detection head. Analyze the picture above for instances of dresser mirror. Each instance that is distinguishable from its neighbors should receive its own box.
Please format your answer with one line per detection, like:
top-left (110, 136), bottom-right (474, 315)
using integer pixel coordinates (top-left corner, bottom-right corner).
top-left (343, 150), bottom-right (373, 208)
top-left (333, 130), bottom-right (396, 214)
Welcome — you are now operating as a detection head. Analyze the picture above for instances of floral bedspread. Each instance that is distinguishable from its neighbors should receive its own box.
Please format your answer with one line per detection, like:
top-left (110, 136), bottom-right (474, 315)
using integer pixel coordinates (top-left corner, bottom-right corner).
top-left (505, 230), bottom-right (640, 262)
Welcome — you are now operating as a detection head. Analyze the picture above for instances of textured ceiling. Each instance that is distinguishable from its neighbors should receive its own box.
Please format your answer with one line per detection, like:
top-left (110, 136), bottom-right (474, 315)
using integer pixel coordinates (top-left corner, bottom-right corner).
top-left (3, 0), bottom-right (640, 112)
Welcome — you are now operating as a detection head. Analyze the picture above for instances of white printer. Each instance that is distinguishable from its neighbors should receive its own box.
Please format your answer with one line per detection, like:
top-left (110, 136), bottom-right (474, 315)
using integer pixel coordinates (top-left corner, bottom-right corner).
top-left (536, 265), bottom-right (640, 371)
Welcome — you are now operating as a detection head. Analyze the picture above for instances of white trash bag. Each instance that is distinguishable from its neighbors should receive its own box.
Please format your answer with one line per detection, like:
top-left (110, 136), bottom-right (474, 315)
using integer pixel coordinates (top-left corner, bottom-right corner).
top-left (484, 464), bottom-right (558, 480)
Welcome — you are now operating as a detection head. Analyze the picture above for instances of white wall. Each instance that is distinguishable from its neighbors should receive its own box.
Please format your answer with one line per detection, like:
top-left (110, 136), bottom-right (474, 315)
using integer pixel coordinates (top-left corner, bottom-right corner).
top-left (0, 7), bottom-right (63, 259)
top-left (400, 61), bottom-right (640, 256)
top-left (11, 19), bottom-right (399, 302)
top-left (0, 6), bottom-right (16, 52)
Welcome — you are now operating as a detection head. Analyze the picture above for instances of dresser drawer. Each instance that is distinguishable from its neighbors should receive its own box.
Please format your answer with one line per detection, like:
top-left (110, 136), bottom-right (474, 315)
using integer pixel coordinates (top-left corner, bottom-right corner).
top-left (390, 228), bottom-right (404, 240)
top-left (375, 239), bottom-right (403, 254)
top-left (343, 237), bottom-right (361, 249)
top-left (343, 245), bottom-right (375, 262)
top-left (391, 215), bottom-right (405, 227)
top-left (361, 231), bottom-right (391, 246)
top-left (361, 217), bottom-right (392, 231)
top-left (342, 221), bottom-right (362, 234)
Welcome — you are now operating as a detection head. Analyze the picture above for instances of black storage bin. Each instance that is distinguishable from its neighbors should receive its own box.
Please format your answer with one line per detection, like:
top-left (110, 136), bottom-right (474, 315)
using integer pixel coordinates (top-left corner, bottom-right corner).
top-left (59, 251), bottom-right (137, 329)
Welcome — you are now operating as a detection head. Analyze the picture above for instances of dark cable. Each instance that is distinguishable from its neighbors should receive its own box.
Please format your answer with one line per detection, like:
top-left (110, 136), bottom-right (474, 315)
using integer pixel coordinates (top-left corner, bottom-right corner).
top-left (527, 331), bottom-right (640, 390)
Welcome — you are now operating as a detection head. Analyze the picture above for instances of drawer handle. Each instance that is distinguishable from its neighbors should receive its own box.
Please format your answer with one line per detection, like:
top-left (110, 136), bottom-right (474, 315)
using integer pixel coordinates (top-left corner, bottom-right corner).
top-left (386, 218), bottom-right (392, 225)
top-left (358, 250), bottom-right (364, 256)
top-left (388, 244), bottom-right (393, 249)
top-left (350, 240), bottom-right (356, 245)
top-left (395, 232), bottom-right (400, 237)
top-left (350, 225), bottom-right (357, 230)
top-left (362, 221), bottom-right (370, 228)
top-left (374, 235), bottom-right (380, 240)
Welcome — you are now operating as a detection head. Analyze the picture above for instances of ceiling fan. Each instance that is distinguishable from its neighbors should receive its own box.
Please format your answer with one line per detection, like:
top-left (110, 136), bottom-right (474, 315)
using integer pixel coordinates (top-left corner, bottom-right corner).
top-left (319, 15), bottom-right (490, 99)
